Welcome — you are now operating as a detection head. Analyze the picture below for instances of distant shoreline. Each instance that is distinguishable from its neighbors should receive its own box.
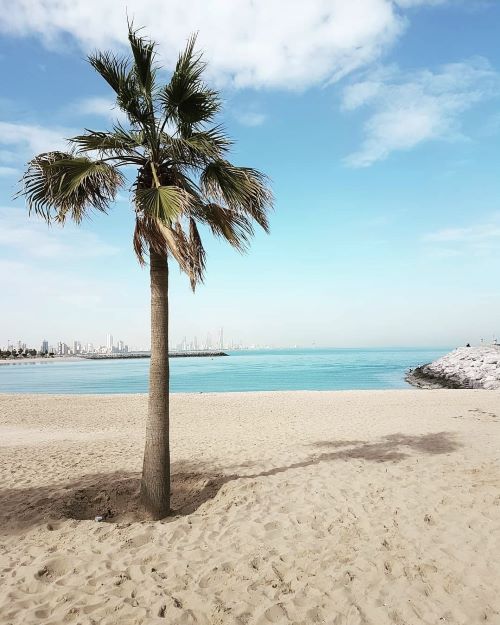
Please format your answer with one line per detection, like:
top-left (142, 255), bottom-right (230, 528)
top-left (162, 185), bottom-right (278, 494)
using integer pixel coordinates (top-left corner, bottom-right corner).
top-left (0, 356), bottom-right (82, 366)
top-left (0, 351), bottom-right (228, 365)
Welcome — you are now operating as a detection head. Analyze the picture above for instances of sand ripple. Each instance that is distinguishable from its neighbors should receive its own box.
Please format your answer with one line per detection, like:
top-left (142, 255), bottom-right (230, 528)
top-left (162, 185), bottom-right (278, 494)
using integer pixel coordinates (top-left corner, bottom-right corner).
top-left (0, 390), bottom-right (499, 624)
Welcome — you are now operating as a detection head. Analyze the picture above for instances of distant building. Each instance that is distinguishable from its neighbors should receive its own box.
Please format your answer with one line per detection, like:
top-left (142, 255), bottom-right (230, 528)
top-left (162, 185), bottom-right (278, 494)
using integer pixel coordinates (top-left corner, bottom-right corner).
top-left (106, 334), bottom-right (113, 353)
top-left (41, 339), bottom-right (49, 354)
top-left (57, 342), bottom-right (69, 356)
top-left (73, 340), bottom-right (81, 354)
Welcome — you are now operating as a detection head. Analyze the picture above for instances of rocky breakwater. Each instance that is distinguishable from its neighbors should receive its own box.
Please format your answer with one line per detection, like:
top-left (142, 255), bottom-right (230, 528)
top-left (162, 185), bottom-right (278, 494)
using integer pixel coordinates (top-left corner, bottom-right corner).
top-left (406, 346), bottom-right (500, 390)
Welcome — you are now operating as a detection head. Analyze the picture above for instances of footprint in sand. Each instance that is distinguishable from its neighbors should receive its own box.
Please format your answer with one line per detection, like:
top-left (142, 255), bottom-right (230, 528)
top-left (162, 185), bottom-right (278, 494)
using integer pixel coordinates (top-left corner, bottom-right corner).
top-left (257, 603), bottom-right (288, 624)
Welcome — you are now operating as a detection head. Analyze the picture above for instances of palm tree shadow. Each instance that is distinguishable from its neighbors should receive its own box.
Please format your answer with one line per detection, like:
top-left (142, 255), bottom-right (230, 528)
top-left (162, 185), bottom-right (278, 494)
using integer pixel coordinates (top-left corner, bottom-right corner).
top-left (0, 431), bottom-right (459, 532)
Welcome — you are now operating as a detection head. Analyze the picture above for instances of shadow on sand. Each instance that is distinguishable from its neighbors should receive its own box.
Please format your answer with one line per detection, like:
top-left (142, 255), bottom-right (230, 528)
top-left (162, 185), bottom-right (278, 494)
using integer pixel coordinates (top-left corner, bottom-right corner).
top-left (0, 431), bottom-right (459, 532)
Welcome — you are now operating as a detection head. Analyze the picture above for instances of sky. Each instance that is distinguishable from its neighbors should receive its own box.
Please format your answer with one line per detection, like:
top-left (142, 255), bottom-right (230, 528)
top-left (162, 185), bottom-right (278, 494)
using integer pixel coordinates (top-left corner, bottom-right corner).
top-left (0, 0), bottom-right (499, 350)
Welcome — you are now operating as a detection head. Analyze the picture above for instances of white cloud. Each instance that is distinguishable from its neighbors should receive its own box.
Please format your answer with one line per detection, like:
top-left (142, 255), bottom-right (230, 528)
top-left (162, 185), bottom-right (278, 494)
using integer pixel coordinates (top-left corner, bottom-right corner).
top-left (0, 149), bottom-right (18, 163)
top-left (342, 58), bottom-right (499, 167)
top-left (0, 0), bottom-right (415, 89)
top-left (0, 260), bottom-right (104, 308)
top-left (394, 0), bottom-right (447, 7)
top-left (72, 96), bottom-right (128, 124)
top-left (234, 111), bottom-right (267, 127)
top-left (0, 206), bottom-right (118, 259)
top-left (424, 225), bottom-right (500, 243)
top-left (423, 213), bottom-right (500, 256)
top-left (0, 121), bottom-right (72, 157)
top-left (0, 166), bottom-right (18, 177)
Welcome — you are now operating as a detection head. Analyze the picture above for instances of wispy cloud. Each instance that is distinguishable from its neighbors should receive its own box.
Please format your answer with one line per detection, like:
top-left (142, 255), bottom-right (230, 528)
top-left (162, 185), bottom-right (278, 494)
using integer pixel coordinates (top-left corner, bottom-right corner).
top-left (71, 96), bottom-right (127, 124)
top-left (0, 166), bottom-right (18, 177)
top-left (0, 0), bottom-right (431, 90)
top-left (394, 0), bottom-right (447, 7)
top-left (423, 213), bottom-right (500, 256)
top-left (0, 260), bottom-right (107, 316)
top-left (342, 57), bottom-right (499, 167)
top-left (0, 121), bottom-right (73, 160)
top-left (234, 110), bottom-right (267, 127)
top-left (0, 206), bottom-right (118, 259)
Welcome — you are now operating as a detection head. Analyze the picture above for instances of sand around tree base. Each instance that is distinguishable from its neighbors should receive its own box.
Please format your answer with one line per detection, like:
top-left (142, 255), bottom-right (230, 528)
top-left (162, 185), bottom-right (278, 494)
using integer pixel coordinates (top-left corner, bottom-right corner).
top-left (0, 390), bottom-right (499, 625)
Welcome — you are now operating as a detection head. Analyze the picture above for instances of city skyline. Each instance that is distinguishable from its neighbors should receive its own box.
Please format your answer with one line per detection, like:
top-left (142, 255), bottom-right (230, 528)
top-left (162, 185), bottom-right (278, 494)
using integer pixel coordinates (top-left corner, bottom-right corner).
top-left (0, 326), bottom-right (275, 354)
top-left (5, 330), bottom-right (499, 354)
top-left (1, 326), bottom-right (247, 353)
top-left (1, 334), bottom-right (129, 355)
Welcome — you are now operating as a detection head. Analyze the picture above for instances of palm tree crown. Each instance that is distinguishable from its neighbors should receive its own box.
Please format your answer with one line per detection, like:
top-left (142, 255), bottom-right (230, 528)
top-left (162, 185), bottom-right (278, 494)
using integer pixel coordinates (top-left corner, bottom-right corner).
top-left (19, 27), bottom-right (273, 288)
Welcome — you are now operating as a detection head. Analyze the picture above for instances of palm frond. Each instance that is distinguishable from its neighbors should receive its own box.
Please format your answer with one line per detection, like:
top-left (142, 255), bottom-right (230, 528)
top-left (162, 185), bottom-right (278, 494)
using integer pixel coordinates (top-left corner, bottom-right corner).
top-left (190, 202), bottom-right (254, 251)
top-left (134, 184), bottom-right (192, 224)
top-left (18, 152), bottom-right (123, 223)
top-left (70, 126), bottom-right (145, 159)
top-left (88, 51), bottom-right (129, 96)
top-left (160, 34), bottom-right (221, 131)
top-left (88, 50), bottom-right (152, 127)
top-left (133, 213), bottom-right (164, 264)
top-left (133, 215), bottom-right (205, 289)
top-left (186, 218), bottom-right (206, 288)
top-left (160, 125), bottom-right (231, 165)
top-left (200, 160), bottom-right (272, 232)
top-left (128, 25), bottom-right (156, 94)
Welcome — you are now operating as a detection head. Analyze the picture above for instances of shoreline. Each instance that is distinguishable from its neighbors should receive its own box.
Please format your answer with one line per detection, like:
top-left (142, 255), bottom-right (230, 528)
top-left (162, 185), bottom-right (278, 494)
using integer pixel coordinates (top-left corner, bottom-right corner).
top-left (0, 386), bottom-right (486, 399)
top-left (405, 364), bottom-right (465, 389)
top-left (0, 356), bottom-right (82, 366)
top-left (0, 351), bottom-right (228, 366)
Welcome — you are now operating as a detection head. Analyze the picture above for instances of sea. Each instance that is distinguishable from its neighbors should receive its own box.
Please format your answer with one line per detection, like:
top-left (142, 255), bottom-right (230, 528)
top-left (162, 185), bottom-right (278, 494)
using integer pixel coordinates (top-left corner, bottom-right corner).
top-left (0, 347), bottom-right (450, 394)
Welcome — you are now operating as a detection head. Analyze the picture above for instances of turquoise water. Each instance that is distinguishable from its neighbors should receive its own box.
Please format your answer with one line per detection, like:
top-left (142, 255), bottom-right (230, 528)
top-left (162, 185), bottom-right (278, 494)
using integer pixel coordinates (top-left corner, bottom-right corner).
top-left (0, 348), bottom-right (449, 394)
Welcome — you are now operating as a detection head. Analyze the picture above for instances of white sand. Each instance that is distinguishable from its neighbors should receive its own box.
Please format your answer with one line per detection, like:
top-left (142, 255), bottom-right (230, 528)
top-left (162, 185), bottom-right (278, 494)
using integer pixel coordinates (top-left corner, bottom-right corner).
top-left (0, 390), bottom-right (499, 625)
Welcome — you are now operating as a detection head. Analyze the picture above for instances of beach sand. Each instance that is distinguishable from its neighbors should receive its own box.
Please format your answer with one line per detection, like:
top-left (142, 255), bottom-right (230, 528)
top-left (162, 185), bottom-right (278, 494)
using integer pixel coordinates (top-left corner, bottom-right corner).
top-left (0, 390), bottom-right (499, 625)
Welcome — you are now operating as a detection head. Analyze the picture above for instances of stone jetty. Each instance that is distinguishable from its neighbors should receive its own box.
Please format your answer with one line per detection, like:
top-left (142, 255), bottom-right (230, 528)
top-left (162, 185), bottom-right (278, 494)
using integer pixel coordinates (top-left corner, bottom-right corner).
top-left (81, 351), bottom-right (228, 360)
top-left (406, 345), bottom-right (500, 390)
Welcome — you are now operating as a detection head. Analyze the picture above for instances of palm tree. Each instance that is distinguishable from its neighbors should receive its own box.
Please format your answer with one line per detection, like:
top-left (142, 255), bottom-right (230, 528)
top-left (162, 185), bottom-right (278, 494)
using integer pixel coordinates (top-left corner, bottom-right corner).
top-left (17, 26), bottom-right (272, 519)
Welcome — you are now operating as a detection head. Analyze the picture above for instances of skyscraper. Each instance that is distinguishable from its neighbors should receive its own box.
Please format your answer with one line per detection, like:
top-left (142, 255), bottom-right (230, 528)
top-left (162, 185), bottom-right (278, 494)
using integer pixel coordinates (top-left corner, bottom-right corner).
top-left (219, 327), bottom-right (224, 350)
top-left (106, 334), bottom-right (113, 353)
top-left (41, 339), bottom-right (48, 354)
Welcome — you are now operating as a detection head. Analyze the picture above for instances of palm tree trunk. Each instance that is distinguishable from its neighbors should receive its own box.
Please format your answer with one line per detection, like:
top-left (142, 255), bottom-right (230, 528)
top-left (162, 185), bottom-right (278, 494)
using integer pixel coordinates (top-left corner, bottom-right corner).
top-left (140, 247), bottom-right (170, 518)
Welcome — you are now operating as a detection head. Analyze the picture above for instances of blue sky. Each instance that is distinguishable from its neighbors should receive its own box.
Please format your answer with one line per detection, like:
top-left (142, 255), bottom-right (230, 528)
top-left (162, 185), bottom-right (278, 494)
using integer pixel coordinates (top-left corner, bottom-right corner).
top-left (0, 0), bottom-right (499, 349)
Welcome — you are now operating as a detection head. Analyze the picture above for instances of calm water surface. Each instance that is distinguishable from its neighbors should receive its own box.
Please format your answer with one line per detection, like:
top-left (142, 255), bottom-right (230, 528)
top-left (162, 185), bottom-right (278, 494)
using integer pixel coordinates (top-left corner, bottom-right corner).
top-left (0, 348), bottom-right (450, 394)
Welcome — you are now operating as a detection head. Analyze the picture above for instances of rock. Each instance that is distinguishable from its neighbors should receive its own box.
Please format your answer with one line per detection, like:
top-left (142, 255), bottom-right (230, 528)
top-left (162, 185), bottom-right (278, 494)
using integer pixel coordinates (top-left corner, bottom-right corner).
top-left (406, 346), bottom-right (500, 390)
